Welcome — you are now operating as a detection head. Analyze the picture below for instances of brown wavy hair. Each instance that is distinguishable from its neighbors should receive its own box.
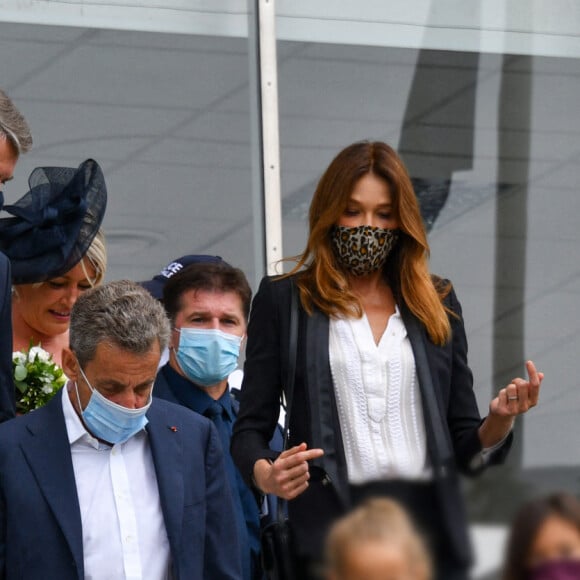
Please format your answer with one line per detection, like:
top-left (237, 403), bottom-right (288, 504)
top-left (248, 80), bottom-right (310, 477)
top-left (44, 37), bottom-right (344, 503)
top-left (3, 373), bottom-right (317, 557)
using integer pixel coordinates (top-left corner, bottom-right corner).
top-left (287, 140), bottom-right (451, 345)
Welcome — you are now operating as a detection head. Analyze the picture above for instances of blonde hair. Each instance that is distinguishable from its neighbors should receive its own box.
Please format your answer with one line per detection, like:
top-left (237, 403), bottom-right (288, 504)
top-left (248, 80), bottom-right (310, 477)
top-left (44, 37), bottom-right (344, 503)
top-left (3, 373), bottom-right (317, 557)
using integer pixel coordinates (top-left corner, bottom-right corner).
top-left (325, 498), bottom-right (432, 580)
top-left (84, 228), bottom-right (107, 286)
top-left (286, 141), bottom-right (452, 345)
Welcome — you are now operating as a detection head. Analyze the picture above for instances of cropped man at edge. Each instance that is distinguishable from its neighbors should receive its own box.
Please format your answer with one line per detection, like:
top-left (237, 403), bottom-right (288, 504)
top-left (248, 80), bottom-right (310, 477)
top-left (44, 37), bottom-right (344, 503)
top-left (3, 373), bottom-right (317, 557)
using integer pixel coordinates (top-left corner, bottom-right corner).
top-left (0, 88), bottom-right (33, 421)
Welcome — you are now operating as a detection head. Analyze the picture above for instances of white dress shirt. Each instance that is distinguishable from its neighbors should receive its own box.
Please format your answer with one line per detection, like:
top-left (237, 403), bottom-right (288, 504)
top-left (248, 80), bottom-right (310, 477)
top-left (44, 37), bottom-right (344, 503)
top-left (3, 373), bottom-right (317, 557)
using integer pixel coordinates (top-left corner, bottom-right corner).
top-left (329, 308), bottom-right (430, 483)
top-left (62, 387), bottom-right (172, 580)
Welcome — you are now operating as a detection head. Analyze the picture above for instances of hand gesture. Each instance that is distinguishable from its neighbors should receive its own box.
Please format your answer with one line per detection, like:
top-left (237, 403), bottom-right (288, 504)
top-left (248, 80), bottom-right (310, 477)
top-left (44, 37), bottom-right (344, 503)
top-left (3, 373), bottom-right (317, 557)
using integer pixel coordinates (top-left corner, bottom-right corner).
top-left (253, 443), bottom-right (324, 500)
top-left (489, 360), bottom-right (544, 417)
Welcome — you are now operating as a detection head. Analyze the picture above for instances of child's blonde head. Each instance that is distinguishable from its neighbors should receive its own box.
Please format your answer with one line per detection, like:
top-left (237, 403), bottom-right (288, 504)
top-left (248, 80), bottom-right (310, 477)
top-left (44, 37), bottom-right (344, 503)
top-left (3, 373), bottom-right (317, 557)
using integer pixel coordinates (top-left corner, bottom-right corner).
top-left (325, 498), bottom-right (432, 580)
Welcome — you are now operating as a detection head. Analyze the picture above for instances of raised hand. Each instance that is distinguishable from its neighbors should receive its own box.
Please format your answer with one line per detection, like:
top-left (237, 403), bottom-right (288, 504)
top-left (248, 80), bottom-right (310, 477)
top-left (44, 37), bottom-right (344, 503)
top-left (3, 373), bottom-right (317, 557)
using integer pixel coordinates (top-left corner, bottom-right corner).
top-left (479, 360), bottom-right (544, 448)
top-left (489, 360), bottom-right (544, 417)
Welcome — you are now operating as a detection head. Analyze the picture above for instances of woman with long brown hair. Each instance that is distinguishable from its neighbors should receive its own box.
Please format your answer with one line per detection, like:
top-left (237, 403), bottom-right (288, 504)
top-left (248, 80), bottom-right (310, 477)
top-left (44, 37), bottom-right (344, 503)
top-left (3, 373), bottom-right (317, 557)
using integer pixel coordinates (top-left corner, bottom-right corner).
top-left (232, 141), bottom-right (543, 579)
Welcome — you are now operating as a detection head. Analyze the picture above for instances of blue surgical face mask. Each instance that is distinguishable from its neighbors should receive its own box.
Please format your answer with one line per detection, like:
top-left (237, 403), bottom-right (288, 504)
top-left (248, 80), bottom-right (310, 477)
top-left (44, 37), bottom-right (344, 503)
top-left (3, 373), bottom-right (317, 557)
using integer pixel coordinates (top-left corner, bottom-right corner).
top-left (75, 364), bottom-right (151, 445)
top-left (174, 327), bottom-right (242, 387)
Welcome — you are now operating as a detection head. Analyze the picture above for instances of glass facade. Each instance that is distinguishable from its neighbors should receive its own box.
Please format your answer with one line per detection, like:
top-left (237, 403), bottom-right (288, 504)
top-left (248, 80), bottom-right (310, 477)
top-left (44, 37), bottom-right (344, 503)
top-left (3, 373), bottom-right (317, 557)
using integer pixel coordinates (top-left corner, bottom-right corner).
top-left (0, 22), bottom-right (260, 284)
top-left (2, 3), bottom-right (580, 577)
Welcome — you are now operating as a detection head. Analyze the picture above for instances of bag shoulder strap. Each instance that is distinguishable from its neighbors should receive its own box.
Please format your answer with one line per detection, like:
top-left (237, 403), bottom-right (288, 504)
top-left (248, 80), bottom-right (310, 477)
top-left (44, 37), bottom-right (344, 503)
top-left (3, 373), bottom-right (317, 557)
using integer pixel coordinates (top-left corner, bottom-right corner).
top-left (277, 281), bottom-right (299, 521)
top-left (282, 280), bottom-right (299, 449)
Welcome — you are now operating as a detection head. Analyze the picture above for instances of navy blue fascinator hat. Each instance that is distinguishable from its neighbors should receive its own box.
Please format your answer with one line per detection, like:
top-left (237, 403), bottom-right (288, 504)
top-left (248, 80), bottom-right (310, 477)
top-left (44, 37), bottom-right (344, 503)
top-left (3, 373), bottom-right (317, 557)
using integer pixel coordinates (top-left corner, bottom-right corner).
top-left (0, 158), bottom-right (107, 284)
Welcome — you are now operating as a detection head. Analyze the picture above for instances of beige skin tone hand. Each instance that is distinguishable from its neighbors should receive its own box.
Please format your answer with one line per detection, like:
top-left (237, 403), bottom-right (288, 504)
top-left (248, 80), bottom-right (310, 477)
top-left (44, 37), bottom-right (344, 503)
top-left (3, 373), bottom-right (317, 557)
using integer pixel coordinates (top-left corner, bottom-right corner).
top-left (253, 443), bottom-right (325, 500)
top-left (479, 360), bottom-right (544, 448)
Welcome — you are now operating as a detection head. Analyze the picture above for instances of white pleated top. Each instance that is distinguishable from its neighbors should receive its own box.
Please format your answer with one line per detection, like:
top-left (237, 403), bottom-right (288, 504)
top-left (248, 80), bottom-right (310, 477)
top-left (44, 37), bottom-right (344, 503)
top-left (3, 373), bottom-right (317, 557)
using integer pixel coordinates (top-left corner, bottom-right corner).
top-left (329, 307), bottom-right (431, 484)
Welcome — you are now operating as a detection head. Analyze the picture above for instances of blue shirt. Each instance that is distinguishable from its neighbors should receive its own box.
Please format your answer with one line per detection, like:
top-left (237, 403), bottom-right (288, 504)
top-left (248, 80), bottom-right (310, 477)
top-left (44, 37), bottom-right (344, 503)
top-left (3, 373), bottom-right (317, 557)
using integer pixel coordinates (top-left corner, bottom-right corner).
top-left (159, 365), bottom-right (261, 580)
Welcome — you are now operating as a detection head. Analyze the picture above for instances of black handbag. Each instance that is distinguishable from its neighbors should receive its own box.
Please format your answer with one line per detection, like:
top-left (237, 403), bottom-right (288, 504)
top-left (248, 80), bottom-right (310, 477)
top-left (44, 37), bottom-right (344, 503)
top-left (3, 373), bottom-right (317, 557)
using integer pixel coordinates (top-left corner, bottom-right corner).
top-left (260, 281), bottom-right (300, 580)
top-left (260, 517), bottom-right (297, 580)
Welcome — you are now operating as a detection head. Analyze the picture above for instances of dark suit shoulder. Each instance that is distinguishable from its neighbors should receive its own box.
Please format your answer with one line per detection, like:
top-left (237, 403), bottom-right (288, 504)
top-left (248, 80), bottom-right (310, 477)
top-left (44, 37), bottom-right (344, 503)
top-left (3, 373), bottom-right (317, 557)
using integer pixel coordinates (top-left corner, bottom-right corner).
top-left (259, 272), bottom-right (300, 294)
top-left (0, 414), bottom-right (32, 440)
top-left (0, 399), bottom-right (67, 469)
top-left (153, 364), bottom-right (179, 404)
top-left (148, 396), bottom-right (213, 433)
top-left (0, 393), bottom-right (63, 435)
top-left (253, 273), bottom-right (299, 319)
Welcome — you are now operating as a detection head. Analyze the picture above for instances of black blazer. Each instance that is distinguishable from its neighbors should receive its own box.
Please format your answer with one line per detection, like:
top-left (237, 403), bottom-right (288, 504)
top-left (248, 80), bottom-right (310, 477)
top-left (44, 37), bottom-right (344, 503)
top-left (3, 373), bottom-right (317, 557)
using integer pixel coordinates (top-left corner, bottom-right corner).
top-left (0, 253), bottom-right (15, 422)
top-left (231, 274), bottom-right (511, 563)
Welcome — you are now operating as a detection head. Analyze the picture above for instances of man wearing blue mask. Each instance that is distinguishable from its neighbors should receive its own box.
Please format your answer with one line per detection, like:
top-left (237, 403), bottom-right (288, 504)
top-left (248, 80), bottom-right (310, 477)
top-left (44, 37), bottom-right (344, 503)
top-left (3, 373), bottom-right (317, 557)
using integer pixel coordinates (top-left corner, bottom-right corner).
top-left (0, 280), bottom-right (242, 579)
top-left (153, 260), bottom-right (274, 580)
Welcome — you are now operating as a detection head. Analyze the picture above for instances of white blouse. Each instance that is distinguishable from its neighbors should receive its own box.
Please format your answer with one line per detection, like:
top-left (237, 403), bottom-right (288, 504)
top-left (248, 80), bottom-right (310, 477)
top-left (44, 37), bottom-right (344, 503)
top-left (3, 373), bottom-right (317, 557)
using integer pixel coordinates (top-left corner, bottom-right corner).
top-left (329, 307), bottom-right (431, 484)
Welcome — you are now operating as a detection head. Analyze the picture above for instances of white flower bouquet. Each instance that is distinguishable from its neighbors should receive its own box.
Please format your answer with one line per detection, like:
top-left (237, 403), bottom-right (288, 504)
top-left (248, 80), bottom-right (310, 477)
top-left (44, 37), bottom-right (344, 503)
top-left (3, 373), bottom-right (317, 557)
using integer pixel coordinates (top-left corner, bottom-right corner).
top-left (12, 344), bottom-right (67, 414)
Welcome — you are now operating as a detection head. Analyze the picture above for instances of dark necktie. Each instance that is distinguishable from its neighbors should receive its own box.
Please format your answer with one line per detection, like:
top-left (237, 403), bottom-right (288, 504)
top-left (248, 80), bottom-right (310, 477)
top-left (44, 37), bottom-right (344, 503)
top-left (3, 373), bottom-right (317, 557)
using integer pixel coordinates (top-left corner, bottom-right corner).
top-left (205, 400), bottom-right (257, 580)
top-left (205, 400), bottom-right (232, 456)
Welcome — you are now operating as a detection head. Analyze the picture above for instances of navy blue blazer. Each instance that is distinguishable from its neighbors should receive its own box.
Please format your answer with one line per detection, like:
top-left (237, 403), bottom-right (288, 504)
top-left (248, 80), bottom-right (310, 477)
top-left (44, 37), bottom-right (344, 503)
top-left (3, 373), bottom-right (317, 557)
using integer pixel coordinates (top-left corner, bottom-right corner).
top-left (231, 274), bottom-right (512, 565)
top-left (0, 389), bottom-right (242, 580)
top-left (153, 363), bottom-right (283, 570)
top-left (0, 253), bottom-right (15, 422)
top-left (154, 367), bottom-right (284, 526)
top-left (154, 365), bottom-right (260, 580)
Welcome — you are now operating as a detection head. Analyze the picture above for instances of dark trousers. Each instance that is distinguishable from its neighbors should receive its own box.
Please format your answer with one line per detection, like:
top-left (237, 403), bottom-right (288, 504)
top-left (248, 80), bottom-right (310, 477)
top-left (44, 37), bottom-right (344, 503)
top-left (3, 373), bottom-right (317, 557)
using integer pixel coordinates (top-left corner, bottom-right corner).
top-left (350, 480), bottom-right (470, 580)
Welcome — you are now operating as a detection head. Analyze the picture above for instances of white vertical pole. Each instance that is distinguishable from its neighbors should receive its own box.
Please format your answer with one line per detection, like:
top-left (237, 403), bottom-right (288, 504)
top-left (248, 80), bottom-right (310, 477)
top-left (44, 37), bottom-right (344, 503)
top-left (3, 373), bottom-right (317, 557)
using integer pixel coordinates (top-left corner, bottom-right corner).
top-left (257, 0), bottom-right (283, 275)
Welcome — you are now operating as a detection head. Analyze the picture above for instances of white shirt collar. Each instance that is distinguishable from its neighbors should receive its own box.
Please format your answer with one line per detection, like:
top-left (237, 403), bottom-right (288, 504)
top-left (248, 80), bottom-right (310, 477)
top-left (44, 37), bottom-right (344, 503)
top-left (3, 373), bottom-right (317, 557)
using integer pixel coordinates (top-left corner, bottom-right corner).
top-left (62, 381), bottom-right (102, 450)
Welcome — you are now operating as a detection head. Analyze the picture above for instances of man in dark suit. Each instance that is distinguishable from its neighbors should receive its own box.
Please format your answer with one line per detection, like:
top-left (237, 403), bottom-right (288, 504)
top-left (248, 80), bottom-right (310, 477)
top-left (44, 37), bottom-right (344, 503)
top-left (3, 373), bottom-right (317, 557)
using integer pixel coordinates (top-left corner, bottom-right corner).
top-left (0, 88), bottom-right (33, 422)
top-left (152, 260), bottom-right (278, 580)
top-left (0, 280), bottom-right (242, 579)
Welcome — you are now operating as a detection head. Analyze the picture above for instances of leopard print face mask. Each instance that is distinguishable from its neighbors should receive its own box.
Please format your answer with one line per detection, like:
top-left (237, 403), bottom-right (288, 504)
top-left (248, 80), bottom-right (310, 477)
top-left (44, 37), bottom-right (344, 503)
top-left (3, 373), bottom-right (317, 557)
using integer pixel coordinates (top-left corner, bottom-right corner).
top-left (331, 225), bottom-right (400, 276)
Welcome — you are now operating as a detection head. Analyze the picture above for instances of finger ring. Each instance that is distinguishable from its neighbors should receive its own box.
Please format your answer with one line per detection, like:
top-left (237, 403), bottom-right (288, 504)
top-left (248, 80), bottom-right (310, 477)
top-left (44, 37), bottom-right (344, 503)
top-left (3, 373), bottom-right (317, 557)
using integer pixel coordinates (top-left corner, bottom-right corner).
top-left (508, 396), bottom-right (518, 401)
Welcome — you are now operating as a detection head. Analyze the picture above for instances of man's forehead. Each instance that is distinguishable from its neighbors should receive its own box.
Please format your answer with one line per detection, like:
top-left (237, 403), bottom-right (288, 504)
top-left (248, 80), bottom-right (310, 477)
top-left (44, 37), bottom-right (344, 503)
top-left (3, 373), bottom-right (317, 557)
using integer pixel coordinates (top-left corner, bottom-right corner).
top-left (81, 342), bottom-right (161, 387)
top-left (89, 340), bottom-right (161, 361)
top-left (179, 288), bottom-right (244, 315)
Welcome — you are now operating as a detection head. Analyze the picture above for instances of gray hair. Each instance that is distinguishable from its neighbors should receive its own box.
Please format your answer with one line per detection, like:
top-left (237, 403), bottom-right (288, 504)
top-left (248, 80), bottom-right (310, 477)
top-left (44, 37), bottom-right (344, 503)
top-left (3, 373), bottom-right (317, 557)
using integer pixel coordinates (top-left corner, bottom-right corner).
top-left (0, 89), bottom-right (32, 154)
top-left (70, 279), bottom-right (171, 366)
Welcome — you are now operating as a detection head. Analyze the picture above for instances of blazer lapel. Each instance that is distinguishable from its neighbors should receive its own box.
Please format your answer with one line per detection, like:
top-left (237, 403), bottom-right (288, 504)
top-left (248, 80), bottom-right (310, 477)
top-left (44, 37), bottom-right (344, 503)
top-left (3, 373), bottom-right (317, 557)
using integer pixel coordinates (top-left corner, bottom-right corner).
top-left (146, 403), bottom-right (184, 561)
top-left (401, 307), bottom-right (453, 471)
top-left (20, 391), bottom-right (84, 576)
top-left (304, 308), bottom-right (350, 507)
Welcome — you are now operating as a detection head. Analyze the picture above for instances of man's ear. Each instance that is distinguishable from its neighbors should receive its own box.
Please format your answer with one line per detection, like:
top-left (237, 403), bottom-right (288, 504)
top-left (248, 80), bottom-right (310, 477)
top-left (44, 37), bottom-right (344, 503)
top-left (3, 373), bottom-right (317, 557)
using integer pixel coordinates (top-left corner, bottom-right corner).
top-left (61, 348), bottom-right (79, 381)
top-left (169, 327), bottom-right (180, 351)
